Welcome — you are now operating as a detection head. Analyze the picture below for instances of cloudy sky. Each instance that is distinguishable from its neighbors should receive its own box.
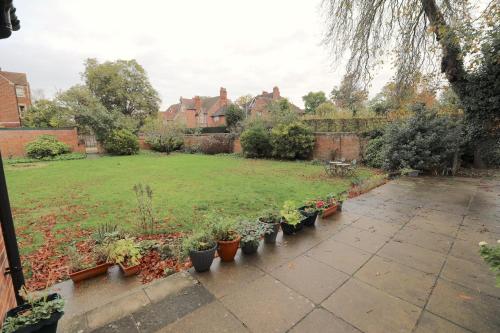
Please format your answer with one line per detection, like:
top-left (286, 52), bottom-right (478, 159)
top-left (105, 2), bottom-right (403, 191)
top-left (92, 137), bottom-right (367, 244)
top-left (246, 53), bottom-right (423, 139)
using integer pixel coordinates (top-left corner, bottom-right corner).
top-left (1, 0), bottom-right (394, 109)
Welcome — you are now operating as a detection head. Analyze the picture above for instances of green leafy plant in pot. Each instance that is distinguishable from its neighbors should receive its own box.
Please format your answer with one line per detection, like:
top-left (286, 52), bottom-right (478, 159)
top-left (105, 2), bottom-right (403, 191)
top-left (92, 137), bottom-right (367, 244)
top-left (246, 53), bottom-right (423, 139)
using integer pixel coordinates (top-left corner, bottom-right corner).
top-left (298, 200), bottom-right (323, 227)
top-left (182, 231), bottom-right (217, 272)
top-left (2, 287), bottom-right (64, 333)
top-left (210, 215), bottom-right (240, 262)
top-left (236, 219), bottom-right (272, 255)
top-left (258, 209), bottom-right (281, 243)
top-left (335, 191), bottom-right (348, 212)
top-left (280, 201), bottom-right (303, 235)
top-left (107, 237), bottom-right (142, 277)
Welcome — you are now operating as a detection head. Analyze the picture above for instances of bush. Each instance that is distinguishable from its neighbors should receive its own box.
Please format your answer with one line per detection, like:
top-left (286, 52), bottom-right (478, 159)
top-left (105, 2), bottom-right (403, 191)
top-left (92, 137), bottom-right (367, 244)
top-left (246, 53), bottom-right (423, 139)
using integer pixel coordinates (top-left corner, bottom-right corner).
top-left (382, 104), bottom-right (462, 174)
top-left (225, 104), bottom-right (245, 129)
top-left (363, 136), bottom-right (385, 168)
top-left (103, 129), bottom-right (139, 155)
top-left (25, 135), bottom-right (71, 159)
top-left (270, 122), bottom-right (315, 160)
top-left (240, 124), bottom-right (272, 158)
top-left (198, 135), bottom-right (233, 155)
top-left (143, 118), bottom-right (184, 153)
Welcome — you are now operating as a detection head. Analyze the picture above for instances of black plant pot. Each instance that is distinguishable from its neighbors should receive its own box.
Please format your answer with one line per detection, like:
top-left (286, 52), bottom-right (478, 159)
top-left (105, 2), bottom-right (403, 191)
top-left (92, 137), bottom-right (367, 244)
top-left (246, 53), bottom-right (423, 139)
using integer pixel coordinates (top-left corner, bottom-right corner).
top-left (241, 240), bottom-right (259, 255)
top-left (189, 244), bottom-right (217, 272)
top-left (280, 219), bottom-right (303, 235)
top-left (298, 206), bottom-right (318, 227)
top-left (3, 293), bottom-right (64, 333)
top-left (263, 222), bottom-right (280, 244)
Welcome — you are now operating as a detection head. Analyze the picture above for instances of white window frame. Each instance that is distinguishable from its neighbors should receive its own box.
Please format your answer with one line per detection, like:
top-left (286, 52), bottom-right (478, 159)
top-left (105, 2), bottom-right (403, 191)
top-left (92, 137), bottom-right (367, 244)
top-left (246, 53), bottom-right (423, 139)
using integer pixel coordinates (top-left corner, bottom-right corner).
top-left (15, 86), bottom-right (25, 97)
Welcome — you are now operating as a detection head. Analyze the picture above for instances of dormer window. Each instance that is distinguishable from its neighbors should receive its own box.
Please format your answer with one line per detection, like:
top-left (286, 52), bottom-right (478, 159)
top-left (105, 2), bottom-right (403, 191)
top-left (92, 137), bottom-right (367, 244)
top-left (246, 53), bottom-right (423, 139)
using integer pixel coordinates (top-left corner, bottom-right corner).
top-left (15, 86), bottom-right (25, 97)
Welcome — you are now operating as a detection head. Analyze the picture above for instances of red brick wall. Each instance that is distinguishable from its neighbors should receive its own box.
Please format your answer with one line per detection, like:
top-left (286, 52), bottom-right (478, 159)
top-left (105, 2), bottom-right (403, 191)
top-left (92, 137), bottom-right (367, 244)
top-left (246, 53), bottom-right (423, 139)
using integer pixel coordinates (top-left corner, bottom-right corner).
top-left (226, 133), bottom-right (362, 161)
top-left (0, 128), bottom-right (85, 158)
top-left (0, 224), bottom-right (16, 322)
top-left (0, 77), bottom-right (21, 128)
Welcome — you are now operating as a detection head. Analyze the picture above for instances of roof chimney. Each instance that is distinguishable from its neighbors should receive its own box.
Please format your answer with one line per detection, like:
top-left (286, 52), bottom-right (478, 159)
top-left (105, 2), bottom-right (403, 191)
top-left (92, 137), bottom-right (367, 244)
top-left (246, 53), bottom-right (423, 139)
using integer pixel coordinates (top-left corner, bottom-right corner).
top-left (220, 87), bottom-right (227, 102)
top-left (194, 96), bottom-right (202, 110)
top-left (272, 86), bottom-right (280, 100)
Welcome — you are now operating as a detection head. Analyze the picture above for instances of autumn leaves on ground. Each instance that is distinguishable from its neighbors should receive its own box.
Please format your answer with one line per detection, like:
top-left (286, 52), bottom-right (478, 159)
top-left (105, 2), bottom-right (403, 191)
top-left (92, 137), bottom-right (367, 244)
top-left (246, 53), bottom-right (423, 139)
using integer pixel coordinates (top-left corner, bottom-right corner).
top-left (6, 153), bottom-right (376, 289)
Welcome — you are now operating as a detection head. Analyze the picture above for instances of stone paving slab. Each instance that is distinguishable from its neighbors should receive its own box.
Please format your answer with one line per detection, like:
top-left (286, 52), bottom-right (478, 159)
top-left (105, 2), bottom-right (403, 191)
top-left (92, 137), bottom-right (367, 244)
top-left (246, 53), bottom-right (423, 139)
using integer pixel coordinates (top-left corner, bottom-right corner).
top-left (220, 275), bottom-right (314, 333)
top-left (289, 308), bottom-right (362, 333)
top-left (426, 278), bottom-right (500, 333)
top-left (355, 255), bottom-right (436, 307)
top-left (322, 279), bottom-right (422, 333)
top-left (413, 311), bottom-right (471, 333)
top-left (331, 225), bottom-right (391, 253)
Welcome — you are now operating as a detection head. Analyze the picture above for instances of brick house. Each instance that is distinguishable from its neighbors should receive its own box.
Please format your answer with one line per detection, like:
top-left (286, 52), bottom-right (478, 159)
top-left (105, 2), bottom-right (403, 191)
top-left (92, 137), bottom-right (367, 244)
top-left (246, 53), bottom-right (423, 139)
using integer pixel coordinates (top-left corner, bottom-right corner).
top-left (246, 86), bottom-right (303, 119)
top-left (160, 87), bottom-right (231, 128)
top-left (0, 70), bottom-right (32, 128)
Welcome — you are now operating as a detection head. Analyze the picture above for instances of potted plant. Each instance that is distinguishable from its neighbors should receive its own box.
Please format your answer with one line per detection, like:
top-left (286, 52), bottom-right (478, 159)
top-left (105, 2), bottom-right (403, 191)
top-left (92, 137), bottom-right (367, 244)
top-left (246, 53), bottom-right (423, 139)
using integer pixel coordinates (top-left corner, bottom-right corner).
top-left (68, 245), bottom-right (111, 283)
top-left (211, 216), bottom-right (240, 262)
top-left (336, 192), bottom-right (348, 212)
top-left (259, 209), bottom-right (281, 243)
top-left (182, 231), bottom-right (217, 272)
top-left (236, 219), bottom-right (271, 255)
top-left (321, 195), bottom-right (338, 218)
top-left (107, 237), bottom-right (142, 277)
top-left (280, 201), bottom-right (304, 235)
top-left (298, 200), bottom-right (322, 227)
top-left (2, 287), bottom-right (64, 333)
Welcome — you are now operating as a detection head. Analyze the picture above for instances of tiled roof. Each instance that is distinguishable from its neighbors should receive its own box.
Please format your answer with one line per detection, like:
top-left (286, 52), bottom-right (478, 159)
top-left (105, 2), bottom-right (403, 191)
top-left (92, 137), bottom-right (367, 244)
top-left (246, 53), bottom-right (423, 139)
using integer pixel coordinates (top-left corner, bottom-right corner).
top-left (212, 106), bottom-right (228, 117)
top-left (0, 71), bottom-right (28, 85)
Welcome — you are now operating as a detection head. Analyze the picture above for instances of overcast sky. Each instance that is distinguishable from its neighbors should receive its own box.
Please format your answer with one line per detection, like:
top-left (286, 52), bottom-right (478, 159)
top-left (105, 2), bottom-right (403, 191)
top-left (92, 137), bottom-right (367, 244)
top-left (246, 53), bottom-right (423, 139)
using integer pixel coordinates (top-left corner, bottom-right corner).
top-left (1, 0), bottom-right (394, 109)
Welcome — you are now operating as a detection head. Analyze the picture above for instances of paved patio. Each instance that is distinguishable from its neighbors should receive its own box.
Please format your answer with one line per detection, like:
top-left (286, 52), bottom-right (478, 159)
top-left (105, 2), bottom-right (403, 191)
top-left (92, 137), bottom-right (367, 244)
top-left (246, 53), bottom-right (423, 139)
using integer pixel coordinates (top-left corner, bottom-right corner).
top-left (56, 176), bottom-right (500, 333)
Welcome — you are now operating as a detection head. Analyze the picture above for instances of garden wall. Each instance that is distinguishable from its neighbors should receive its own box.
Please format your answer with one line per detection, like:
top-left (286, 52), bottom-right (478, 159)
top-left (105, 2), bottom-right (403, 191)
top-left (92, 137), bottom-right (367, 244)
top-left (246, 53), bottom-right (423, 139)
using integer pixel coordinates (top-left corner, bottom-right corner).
top-left (233, 132), bottom-right (364, 161)
top-left (0, 225), bottom-right (16, 322)
top-left (0, 128), bottom-right (85, 157)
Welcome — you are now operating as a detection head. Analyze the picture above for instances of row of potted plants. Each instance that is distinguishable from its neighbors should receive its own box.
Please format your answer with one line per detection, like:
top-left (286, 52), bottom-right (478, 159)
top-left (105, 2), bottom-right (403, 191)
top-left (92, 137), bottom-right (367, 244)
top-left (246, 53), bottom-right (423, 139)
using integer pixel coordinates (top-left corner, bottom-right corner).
top-left (185, 192), bottom-right (347, 272)
top-left (1, 192), bottom-right (347, 333)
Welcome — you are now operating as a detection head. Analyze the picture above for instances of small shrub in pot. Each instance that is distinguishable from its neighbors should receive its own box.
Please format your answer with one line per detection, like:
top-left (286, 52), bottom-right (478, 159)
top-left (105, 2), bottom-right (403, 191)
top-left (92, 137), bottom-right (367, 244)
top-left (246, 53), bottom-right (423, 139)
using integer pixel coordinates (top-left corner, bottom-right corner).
top-left (210, 216), bottom-right (240, 262)
top-left (107, 237), bottom-right (142, 276)
top-left (236, 219), bottom-right (271, 255)
top-left (182, 231), bottom-right (217, 272)
top-left (68, 245), bottom-right (111, 283)
top-left (259, 209), bottom-right (281, 244)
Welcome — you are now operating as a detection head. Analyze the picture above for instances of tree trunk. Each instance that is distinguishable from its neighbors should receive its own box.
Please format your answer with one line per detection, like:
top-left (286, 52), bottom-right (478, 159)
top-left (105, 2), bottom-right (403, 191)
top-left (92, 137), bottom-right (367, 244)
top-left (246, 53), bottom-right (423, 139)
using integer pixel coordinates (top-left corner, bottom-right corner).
top-left (420, 0), bottom-right (468, 87)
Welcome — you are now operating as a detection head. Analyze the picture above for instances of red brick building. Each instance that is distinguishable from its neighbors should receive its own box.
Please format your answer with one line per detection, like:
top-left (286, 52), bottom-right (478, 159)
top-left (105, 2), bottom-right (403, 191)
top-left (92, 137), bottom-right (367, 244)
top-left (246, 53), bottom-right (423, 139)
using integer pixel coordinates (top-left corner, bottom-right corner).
top-left (0, 70), bottom-right (32, 128)
top-left (246, 86), bottom-right (303, 119)
top-left (160, 87), bottom-right (230, 128)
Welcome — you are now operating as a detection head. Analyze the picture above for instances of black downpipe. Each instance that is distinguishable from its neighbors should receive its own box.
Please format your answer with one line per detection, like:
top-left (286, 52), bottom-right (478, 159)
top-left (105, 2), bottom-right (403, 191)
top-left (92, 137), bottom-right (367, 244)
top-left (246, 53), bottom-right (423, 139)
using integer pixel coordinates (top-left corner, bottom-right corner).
top-left (0, 152), bottom-right (25, 305)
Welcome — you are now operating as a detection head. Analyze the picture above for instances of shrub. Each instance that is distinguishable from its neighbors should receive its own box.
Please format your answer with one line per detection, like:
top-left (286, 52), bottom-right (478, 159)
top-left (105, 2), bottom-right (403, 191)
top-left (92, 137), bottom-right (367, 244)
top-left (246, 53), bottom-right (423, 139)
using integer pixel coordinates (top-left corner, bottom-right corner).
top-left (181, 231), bottom-right (216, 257)
top-left (225, 104), bottom-right (245, 130)
top-left (381, 104), bottom-right (462, 174)
top-left (198, 135), bottom-right (233, 155)
top-left (103, 129), bottom-right (139, 155)
top-left (143, 118), bottom-right (185, 153)
top-left (25, 135), bottom-right (70, 159)
top-left (240, 124), bottom-right (272, 158)
top-left (363, 136), bottom-right (385, 168)
top-left (270, 122), bottom-right (315, 160)
top-left (479, 241), bottom-right (500, 287)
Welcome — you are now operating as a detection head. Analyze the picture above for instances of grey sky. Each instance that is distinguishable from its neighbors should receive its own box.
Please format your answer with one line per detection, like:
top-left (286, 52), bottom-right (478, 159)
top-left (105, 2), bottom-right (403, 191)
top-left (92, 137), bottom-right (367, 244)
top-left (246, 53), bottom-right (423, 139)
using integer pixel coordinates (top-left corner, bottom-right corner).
top-left (1, 0), bottom-right (394, 109)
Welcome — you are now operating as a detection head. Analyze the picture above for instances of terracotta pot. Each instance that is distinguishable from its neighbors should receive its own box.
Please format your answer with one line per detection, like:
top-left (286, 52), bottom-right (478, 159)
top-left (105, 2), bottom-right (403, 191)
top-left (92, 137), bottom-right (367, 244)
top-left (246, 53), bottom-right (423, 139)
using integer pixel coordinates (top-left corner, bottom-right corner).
top-left (321, 204), bottom-right (338, 218)
top-left (217, 235), bottom-right (241, 262)
top-left (3, 293), bottom-right (64, 333)
top-left (69, 262), bottom-right (112, 283)
top-left (119, 263), bottom-right (141, 277)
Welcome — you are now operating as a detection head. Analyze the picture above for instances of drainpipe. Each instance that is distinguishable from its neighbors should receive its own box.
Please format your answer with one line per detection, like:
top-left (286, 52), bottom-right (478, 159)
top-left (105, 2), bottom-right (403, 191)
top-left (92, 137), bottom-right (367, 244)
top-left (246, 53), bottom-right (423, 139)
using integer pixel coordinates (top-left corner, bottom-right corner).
top-left (0, 152), bottom-right (25, 305)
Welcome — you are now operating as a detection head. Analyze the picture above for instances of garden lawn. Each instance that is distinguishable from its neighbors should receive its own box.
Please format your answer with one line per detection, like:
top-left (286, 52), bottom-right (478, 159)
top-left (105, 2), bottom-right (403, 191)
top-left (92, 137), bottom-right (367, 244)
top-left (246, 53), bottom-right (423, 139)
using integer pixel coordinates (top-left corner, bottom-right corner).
top-left (5, 153), bottom-right (374, 255)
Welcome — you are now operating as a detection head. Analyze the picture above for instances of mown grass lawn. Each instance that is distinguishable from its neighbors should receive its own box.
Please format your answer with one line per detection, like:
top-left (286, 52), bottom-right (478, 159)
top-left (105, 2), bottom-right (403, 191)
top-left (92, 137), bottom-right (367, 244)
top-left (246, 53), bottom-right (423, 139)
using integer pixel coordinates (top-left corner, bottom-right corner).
top-left (5, 152), bottom-right (375, 255)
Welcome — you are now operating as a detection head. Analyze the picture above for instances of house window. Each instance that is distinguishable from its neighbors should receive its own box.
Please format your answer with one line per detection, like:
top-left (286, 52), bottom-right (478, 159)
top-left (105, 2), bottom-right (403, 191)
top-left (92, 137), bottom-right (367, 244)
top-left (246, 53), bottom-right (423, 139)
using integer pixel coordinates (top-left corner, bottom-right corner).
top-left (214, 116), bottom-right (219, 122)
top-left (15, 86), bottom-right (25, 97)
top-left (18, 105), bottom-right (26, 114)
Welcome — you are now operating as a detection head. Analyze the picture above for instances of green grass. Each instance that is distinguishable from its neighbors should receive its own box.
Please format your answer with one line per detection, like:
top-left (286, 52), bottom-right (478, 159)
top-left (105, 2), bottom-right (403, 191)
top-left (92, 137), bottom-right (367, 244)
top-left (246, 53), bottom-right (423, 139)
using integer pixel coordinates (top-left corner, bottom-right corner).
top-left (5, 153), bottom-right (374, 254)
